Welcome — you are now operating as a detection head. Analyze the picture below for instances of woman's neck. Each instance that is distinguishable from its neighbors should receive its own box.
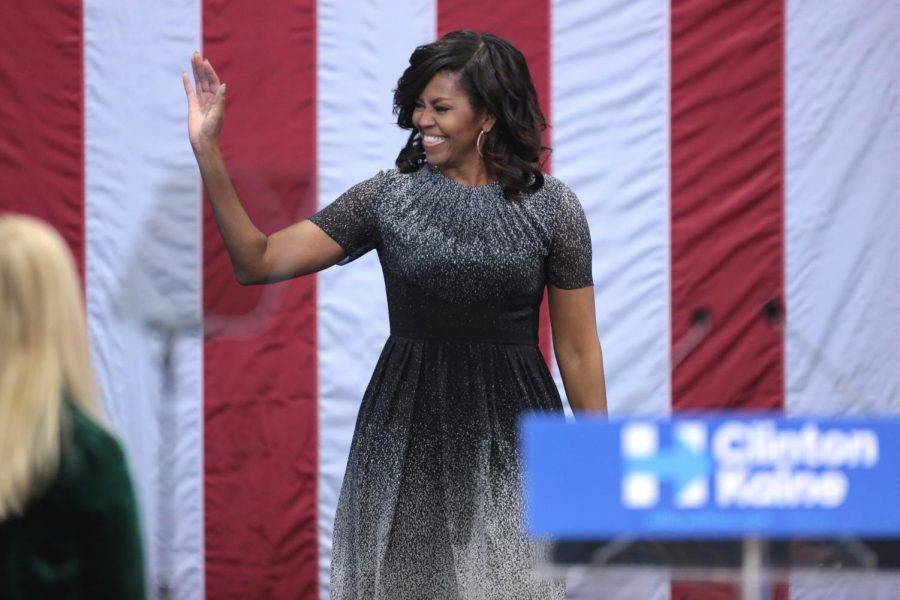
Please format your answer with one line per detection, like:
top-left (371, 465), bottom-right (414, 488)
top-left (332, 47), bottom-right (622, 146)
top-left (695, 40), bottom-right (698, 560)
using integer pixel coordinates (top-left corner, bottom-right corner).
top-left (437, 161), bottom-right (495, 188)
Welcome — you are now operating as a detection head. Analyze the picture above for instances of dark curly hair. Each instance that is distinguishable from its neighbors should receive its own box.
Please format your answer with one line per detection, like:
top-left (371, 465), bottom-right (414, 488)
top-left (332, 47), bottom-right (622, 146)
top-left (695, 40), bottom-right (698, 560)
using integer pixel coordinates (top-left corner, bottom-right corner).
top-left (393, 30), bottom-right (549, 201)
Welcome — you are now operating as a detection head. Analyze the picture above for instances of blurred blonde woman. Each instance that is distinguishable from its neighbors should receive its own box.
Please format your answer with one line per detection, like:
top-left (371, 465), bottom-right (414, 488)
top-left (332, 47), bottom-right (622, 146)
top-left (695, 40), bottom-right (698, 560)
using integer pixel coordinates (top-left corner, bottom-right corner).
top-left (0, 215), bottom-right (145, 599)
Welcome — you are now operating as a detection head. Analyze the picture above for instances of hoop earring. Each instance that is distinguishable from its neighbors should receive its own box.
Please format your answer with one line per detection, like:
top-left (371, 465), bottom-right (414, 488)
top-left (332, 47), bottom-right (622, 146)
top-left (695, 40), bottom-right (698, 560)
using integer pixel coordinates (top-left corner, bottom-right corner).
top-left (476, 129), bottom-right (486, 158)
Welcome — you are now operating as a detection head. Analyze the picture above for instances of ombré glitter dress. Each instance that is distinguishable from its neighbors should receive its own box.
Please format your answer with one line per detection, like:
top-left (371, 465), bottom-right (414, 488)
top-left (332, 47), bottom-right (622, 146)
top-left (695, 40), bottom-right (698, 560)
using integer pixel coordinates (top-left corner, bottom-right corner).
top-left (310, 165), bottom-right (592, 599)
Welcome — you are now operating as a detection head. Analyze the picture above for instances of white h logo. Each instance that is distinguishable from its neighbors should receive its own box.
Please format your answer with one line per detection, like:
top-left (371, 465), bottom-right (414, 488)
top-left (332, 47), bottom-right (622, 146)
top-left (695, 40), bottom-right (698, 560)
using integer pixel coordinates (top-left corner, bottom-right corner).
top-left (621, 422), bottom-right (710, 509)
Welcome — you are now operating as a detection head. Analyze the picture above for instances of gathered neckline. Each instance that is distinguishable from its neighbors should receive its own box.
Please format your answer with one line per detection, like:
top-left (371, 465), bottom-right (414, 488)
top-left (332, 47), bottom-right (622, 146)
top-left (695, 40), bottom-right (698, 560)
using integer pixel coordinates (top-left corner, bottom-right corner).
top-left (424, 164), bottom-right (502, 194)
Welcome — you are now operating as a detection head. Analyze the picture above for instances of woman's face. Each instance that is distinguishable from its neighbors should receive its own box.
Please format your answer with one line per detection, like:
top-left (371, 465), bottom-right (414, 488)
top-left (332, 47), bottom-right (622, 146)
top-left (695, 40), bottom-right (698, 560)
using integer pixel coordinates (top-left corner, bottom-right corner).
top-left (412, 71), bottom-right (494, 176)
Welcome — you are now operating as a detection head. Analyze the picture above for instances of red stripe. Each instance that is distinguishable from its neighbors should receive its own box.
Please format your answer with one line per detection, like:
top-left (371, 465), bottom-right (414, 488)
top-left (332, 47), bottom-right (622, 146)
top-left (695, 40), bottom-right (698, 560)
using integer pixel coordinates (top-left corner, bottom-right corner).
top-left (669, 0), bottom-right (785, 412)
top-left (670, 0), bottom-right (786, 597)
top-left (0, 0), bottom-right (84, 280)
top-left (202, 1), bottom-right (318, 597)
top-left (437, 0), bottom-right (554, 364)
top-left (672, 582), bottom-right (789, 600)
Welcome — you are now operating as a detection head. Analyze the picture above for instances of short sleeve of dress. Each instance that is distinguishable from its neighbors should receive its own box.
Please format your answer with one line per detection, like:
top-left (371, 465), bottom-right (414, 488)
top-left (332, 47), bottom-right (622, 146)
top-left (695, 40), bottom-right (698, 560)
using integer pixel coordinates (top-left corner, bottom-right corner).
top-left (309, 171), bottom-right (384, 264)
top-left (546, 187), bottom-right (593, 289)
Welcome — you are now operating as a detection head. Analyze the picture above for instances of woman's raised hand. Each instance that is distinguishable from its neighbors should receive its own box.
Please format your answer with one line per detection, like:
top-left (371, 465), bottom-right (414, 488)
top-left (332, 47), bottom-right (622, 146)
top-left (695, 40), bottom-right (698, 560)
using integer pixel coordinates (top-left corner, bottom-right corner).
top-left (183, 51), bottom-right (225, 151)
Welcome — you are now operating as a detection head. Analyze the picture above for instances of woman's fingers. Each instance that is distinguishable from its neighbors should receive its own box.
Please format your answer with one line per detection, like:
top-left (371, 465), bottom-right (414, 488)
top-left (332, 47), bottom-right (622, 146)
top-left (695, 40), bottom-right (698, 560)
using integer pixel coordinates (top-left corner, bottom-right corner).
top-left (188, 51), bottom-right (225, 115)
top-left (191, 51), bottom-right (206, 95)
top-left (205, 59), bottom-right (221, 89)
top-left (182, 72), bottom-right (195, 100)
top-left (185, 54), bottom-right (226, 146)
top-left (183, 72), bottom-right (203, 115)
top-left (194, 51), bottom-right (213, 96)
top-left (191, 52), bottom-right (223, 97)
top-left (208, 84), bottom-right (226, 122)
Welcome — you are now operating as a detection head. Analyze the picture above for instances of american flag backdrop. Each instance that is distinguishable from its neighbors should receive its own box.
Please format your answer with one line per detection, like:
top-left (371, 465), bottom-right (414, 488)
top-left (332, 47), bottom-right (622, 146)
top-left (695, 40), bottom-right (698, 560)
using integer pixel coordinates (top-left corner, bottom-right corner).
top-left (1, 0), bottom-right (899, 598)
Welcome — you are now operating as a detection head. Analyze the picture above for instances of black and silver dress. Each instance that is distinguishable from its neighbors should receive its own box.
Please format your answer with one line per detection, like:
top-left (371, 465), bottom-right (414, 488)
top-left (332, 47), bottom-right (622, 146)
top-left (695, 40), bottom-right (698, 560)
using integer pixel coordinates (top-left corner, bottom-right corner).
top-left (310, 165), bottom-right (593, 599)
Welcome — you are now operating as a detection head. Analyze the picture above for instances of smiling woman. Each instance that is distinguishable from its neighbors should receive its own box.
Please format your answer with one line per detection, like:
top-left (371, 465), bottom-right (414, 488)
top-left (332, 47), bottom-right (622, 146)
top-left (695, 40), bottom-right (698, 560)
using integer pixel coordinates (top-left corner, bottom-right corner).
top-left (410, 70), bottom-right (496, 186)
top-left (185, 28), bottom-right (606, 600)
top-left (394, 30), bottom-right (548, 199)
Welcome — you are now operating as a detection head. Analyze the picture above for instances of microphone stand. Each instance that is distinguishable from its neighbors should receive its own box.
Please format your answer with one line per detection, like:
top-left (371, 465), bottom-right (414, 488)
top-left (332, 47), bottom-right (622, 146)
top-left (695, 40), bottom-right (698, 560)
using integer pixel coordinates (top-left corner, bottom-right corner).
top-left (146, 318), bottom-right (197, 600)
top-left (761, 299), bottom-right (864, 409)
top-left (671, 307), bottom-right (713, 369)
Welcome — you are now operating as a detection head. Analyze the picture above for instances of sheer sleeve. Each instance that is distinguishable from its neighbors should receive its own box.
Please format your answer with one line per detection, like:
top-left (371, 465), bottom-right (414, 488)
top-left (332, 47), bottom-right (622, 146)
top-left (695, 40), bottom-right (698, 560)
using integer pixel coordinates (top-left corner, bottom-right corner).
top-left (546, 187), bottom-right (594, 289)
top-left (309, 171), bottom-right (384, 264)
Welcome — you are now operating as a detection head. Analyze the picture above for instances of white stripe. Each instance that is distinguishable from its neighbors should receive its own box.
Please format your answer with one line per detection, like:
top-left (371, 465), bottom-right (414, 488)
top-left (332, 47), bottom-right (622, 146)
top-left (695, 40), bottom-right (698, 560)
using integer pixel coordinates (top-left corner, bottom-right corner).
top-left (785, 0), bottom-right (900, 415)
top-left (316, 2), bottom-right (435, 597)
top-left (566, 568), bottom-right (671, 600)
top-left (789, 571), bottom-right (900, 599)
top-left (551, 0), bottom-right (672, 419)
top-left (84, 1), bottom-right (204, 598)
top-left (551, 2), bottom-right (672, 595)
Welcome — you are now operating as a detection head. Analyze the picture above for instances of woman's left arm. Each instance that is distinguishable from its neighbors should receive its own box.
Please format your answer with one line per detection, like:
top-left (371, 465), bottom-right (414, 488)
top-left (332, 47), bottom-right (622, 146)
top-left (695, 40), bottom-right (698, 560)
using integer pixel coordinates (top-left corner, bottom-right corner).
top-left (548, 285), bottom-right (607, 414)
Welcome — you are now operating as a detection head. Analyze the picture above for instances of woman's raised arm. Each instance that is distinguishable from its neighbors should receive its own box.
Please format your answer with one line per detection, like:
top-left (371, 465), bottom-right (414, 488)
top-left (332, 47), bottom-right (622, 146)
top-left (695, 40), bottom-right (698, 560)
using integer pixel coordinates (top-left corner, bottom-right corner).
top-left (183, 52), bottom-right (344, 284)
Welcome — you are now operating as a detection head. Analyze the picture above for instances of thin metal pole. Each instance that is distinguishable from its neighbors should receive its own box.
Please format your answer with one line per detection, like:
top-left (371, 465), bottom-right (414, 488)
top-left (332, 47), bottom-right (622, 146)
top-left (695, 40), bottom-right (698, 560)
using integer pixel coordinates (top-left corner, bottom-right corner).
top-left (742, 537), bottom-right (769, 600)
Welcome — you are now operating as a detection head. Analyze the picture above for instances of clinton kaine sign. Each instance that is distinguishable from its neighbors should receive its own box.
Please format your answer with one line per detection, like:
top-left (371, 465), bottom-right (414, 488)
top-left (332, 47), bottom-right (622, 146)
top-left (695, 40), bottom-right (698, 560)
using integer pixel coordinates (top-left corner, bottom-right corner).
top-left (522, 415), bottom-right (900, 539)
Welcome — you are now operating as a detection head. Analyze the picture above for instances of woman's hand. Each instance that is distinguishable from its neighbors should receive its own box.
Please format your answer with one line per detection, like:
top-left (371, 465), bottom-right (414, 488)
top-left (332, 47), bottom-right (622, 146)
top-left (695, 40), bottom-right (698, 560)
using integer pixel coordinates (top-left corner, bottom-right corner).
top-left (182, 51), bottom-right (225, 152)
top-left (179, 50), bottom-right (346, 284)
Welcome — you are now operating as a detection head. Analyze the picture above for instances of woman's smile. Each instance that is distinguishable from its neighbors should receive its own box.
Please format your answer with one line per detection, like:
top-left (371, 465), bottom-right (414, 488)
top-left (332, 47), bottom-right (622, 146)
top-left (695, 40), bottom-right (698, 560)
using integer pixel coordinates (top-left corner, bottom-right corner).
top-left (422, 134), bottom-right (447, 148)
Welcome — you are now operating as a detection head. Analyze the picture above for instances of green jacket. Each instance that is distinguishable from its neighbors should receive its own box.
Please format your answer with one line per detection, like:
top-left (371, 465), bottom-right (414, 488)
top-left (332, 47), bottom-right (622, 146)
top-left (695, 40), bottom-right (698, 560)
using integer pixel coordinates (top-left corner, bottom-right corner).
top-left (0, 402), bottom-right (146, 599)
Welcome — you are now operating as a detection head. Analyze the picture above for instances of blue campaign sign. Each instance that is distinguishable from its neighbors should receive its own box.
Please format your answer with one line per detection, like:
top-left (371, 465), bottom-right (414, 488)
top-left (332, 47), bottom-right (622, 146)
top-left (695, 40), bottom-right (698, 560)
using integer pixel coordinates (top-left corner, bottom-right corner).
top-left (521, 414), bottom-right (900, 539)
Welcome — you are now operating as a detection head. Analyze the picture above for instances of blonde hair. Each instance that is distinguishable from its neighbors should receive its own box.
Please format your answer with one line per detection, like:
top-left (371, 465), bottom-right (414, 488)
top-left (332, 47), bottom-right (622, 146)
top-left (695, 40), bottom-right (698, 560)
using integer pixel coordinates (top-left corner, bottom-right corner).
top-left (0, 215), bottom-right (102, 519)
